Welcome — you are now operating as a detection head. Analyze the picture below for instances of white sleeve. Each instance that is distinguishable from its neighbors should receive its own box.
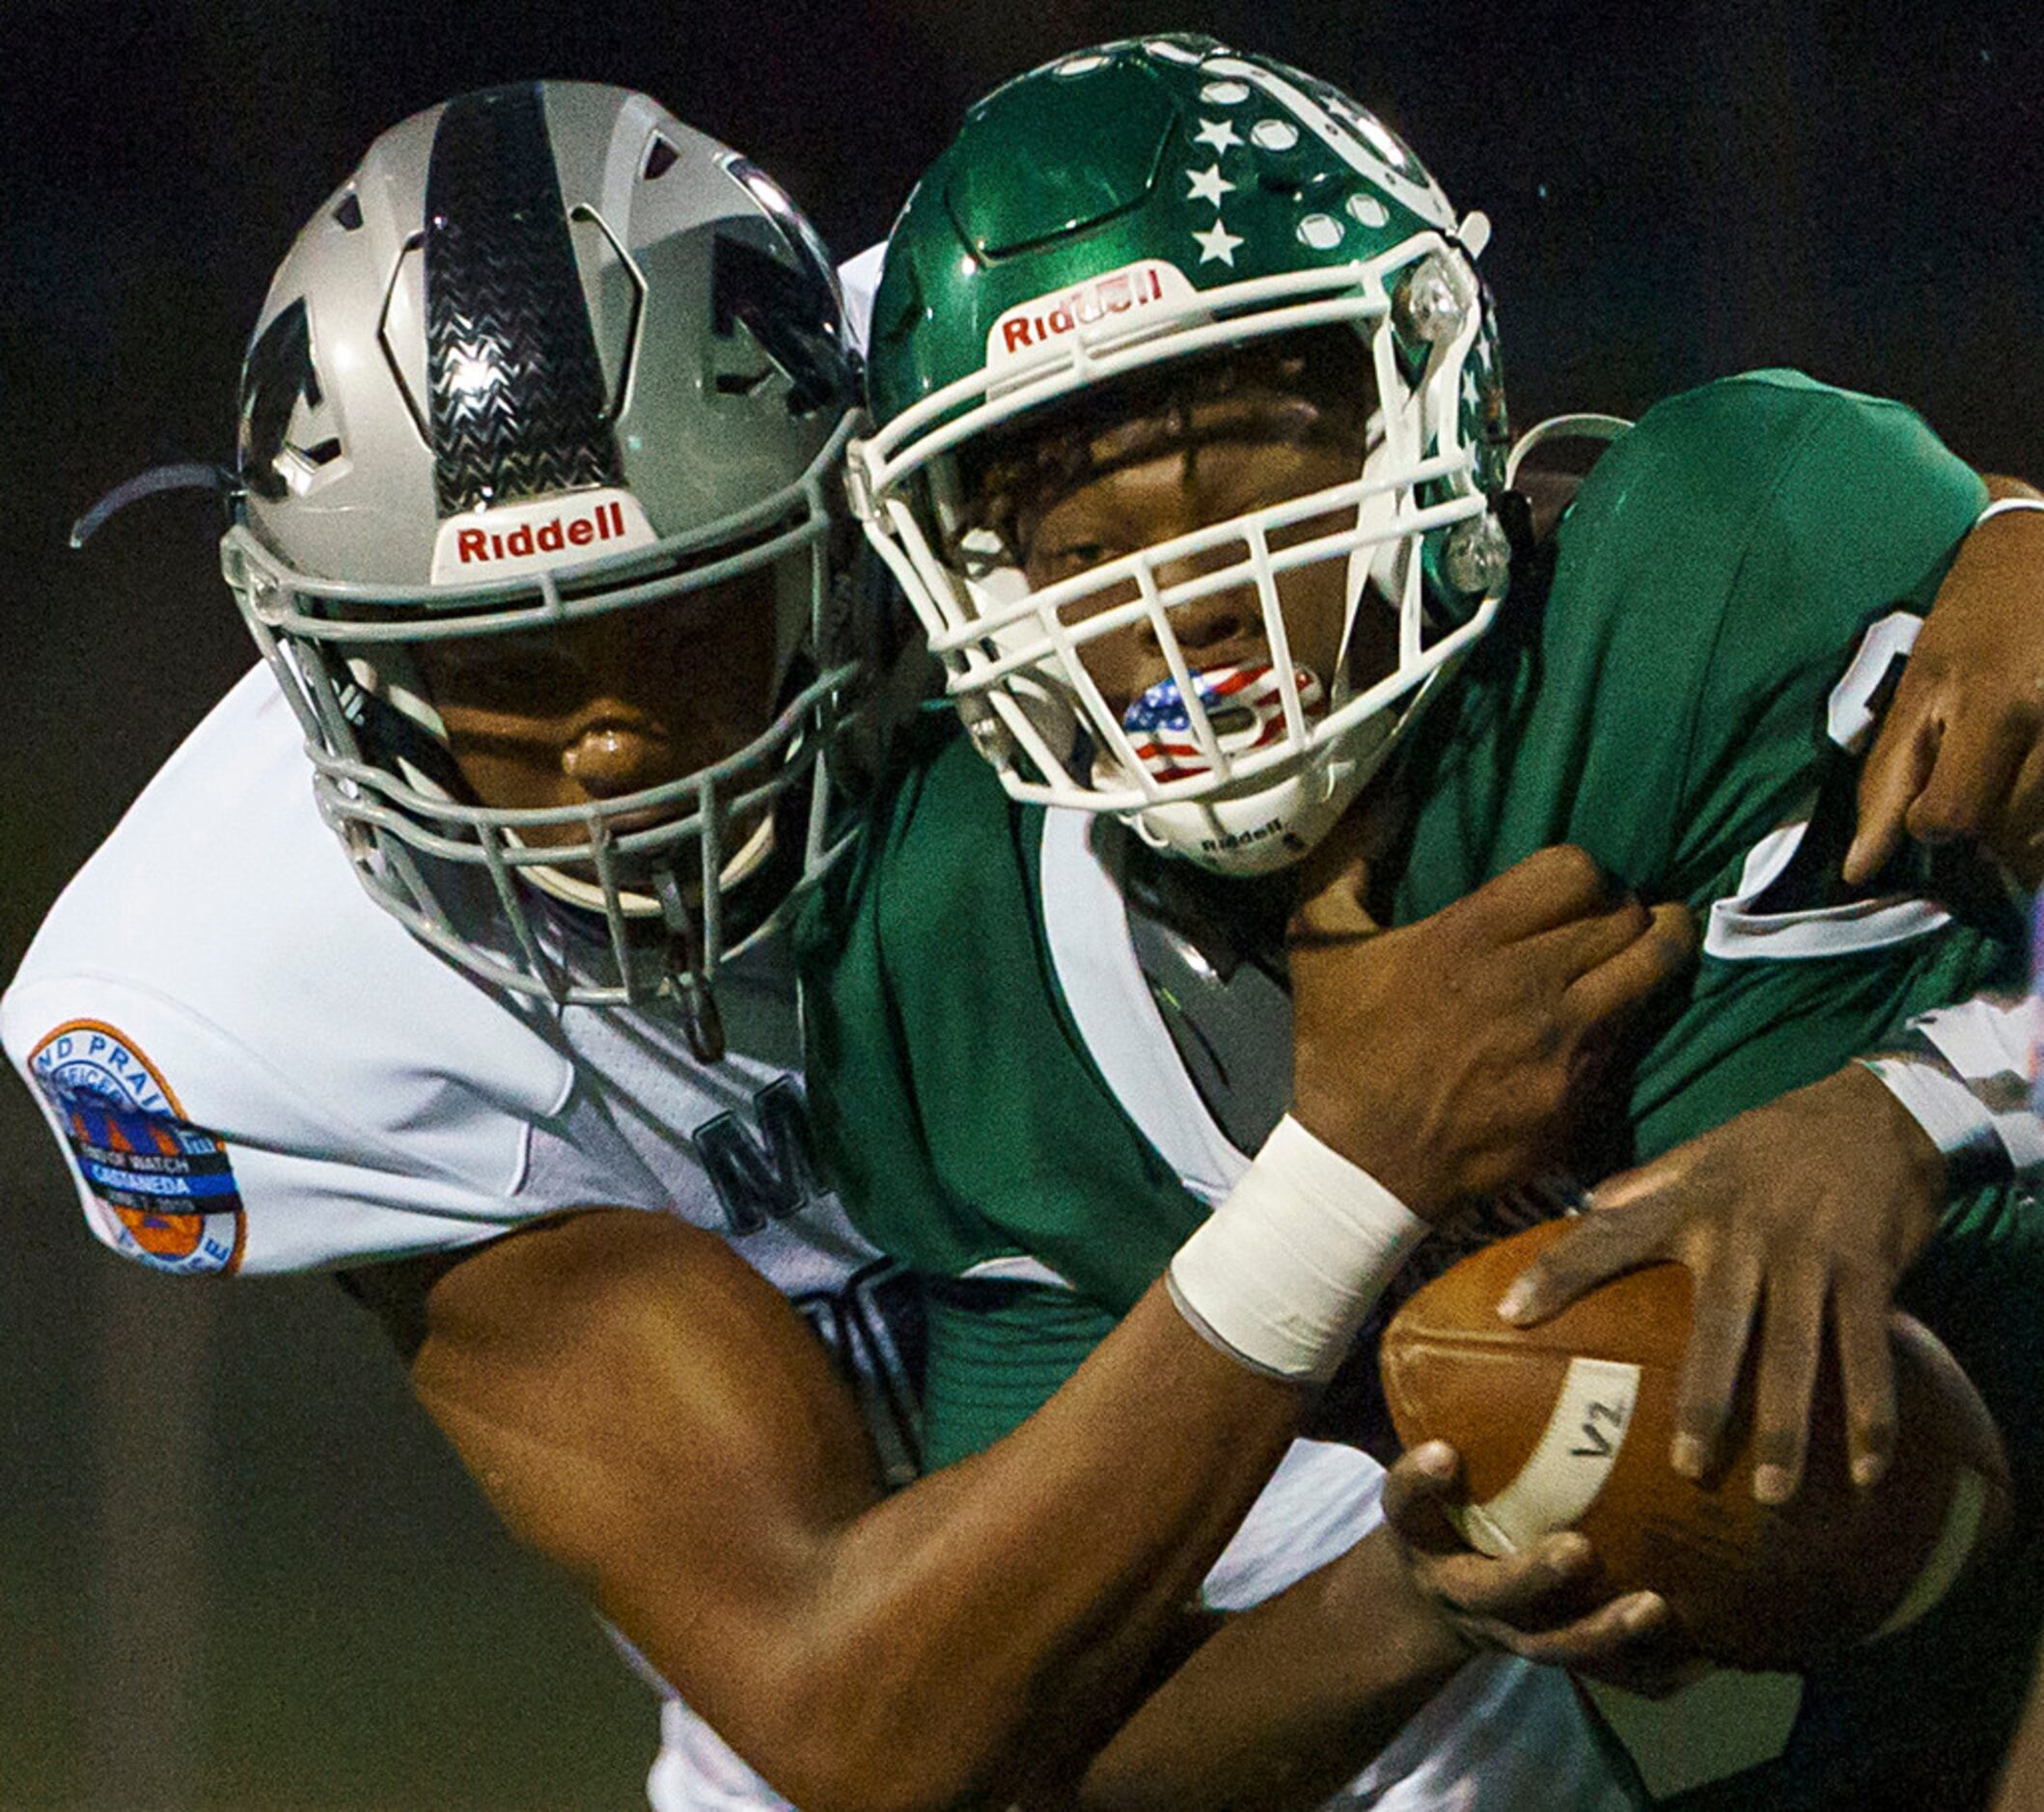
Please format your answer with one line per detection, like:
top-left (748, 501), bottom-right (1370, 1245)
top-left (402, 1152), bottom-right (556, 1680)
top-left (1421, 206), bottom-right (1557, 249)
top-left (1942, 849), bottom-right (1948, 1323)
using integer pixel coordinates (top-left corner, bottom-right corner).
top-left (837, 242), bottom-right (887, 359)
top-left (3, 972), bottom-right (568, 1277)
top-left (1863, 990), bottom-right (2044, 1187)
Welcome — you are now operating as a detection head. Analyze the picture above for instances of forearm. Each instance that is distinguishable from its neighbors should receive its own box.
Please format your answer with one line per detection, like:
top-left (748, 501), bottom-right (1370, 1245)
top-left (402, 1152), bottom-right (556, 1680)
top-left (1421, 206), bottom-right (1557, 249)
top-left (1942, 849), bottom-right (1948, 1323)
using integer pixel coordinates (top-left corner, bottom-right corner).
top-left (750, 1286), bottom-right (1302, 1807)
top-left (419, 1248), bottom-right (1300, 1812)
top-left (715, 1123), bottom-right (1442, 1804)
top-left (1071, 1526), bottom-right (1469, 1812)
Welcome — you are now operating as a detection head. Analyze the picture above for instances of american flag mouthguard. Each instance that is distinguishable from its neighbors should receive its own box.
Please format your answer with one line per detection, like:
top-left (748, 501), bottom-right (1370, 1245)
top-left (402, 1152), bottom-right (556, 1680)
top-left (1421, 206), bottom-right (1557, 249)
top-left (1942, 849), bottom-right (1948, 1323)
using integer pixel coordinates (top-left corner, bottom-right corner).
top-left (1120, 663), bottom-right (1325, 782)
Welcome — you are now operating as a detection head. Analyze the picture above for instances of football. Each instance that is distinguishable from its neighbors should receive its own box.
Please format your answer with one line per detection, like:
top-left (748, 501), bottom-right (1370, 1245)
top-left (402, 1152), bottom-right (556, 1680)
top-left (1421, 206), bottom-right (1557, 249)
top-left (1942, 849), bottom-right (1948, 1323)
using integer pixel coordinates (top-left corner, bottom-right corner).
top-left (1378, 1220), bottom-right (2012, 1670)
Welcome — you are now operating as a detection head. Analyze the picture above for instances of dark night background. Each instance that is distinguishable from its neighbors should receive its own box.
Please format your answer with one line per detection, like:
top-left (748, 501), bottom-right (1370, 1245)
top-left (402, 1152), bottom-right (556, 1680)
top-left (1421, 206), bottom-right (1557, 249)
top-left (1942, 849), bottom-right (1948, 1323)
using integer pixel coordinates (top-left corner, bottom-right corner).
top-left (2, 2), bottom-right (2038, 1805)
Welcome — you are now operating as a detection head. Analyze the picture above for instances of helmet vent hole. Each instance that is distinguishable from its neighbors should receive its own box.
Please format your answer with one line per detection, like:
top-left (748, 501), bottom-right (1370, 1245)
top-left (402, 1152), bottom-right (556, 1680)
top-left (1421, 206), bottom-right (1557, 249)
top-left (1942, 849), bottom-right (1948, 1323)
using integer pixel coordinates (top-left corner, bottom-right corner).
top-left (333, 191), bottom-right (364, 232)
top-left (643, 136), bottom-right (679, 181)
top-left (566, 206), bottom-right (644, 421)
top-left (378, 235), bottom-right (431, 446)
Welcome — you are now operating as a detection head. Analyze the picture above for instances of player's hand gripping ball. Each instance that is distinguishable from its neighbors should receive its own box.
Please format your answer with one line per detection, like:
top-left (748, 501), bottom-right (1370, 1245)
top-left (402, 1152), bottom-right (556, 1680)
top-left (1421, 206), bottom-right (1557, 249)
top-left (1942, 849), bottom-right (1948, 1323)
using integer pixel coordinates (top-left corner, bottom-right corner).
top-left (1379, 1221), bottom-right (2011, 1670)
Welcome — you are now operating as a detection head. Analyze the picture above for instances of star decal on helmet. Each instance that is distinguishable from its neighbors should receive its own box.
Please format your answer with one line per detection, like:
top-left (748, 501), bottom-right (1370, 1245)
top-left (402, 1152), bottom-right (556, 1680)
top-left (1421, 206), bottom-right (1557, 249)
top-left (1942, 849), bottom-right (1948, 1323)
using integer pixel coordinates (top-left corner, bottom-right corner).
top-left (1193, 118), bottom-right (1243, 154)
top-left (1186, 165), bottom-right (1235, 207)
top-left (1192, 219), bottom-right (1245, 266)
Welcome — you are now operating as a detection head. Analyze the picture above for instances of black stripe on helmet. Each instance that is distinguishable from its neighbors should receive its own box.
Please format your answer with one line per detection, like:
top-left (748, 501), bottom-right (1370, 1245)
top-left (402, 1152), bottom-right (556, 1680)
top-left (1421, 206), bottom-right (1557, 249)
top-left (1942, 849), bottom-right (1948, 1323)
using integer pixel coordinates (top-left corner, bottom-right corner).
top-left (424, 83), bottom-right (623, 517)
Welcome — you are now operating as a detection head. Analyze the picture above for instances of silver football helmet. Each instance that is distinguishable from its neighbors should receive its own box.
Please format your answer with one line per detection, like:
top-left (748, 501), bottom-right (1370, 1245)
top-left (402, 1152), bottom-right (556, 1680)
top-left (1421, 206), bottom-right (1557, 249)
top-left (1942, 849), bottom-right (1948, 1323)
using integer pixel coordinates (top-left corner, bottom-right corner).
top-left (220, 82), bottom-right (861, 1053)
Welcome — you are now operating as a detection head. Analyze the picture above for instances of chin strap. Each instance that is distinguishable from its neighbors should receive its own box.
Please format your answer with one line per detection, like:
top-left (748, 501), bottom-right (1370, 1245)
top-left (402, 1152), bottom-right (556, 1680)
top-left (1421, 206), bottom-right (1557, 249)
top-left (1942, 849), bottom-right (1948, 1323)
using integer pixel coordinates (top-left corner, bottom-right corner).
top-left (70, 462), bottom-right (236, 549)
top-left (1502, 414), bottom-right (1631, 492)
top-left (651, 866), bottom-right (726, 1064)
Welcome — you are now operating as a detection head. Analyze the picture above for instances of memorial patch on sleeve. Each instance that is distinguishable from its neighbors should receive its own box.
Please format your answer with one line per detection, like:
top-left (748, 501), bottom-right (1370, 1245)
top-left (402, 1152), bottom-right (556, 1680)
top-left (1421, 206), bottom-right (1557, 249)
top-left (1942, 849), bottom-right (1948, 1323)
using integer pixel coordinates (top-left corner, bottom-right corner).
top-left (28, 1020), bottom-right (245, 1275)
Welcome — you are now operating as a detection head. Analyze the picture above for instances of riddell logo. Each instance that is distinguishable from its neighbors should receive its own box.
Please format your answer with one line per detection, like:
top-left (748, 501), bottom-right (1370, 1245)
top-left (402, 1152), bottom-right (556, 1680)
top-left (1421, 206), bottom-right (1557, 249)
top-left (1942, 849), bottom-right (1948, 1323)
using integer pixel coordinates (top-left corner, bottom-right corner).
top-left (985, 261), bottom-right (1197, 368)
top-left (456, 501), bottom-right (627, 563)
top-left (1201, 816), bottom-right (1285, 852)
top-left (429, 487), bottom-right (657, 585)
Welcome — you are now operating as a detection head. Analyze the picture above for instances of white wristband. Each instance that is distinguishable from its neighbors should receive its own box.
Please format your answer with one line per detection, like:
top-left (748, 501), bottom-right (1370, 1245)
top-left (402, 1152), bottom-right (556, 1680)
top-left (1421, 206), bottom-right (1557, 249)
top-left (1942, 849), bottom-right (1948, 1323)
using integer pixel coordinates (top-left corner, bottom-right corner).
top-left (1975, 497), bottom-right (2044, 527)
top-left (1167, 1115), bottom-right (1427, 1383)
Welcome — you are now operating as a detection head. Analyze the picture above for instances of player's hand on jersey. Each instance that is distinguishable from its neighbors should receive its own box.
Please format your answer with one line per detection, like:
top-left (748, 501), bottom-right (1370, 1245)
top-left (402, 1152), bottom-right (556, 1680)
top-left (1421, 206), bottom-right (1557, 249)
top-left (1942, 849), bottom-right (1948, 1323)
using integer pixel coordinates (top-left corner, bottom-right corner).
top-left (1287, 837), bottom-right (1696, 1220)
top-left (1380, 1441), bottom-right (1701, 1696)
top-left (1847, 478), bottom-right (2044, 890)
top-left (1496, 1063), bottom-right (1947, 1502)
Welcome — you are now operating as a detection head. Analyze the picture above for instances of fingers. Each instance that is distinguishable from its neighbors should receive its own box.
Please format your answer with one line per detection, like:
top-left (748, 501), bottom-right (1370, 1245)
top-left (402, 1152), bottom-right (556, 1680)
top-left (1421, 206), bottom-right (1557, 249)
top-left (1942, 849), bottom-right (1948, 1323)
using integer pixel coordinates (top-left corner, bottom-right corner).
top-left (1495, 1181), bottom-right (1678, 1324)
top-left (1993, 736), bottom-right (2044, 891)
top-left (1749, 1256), bottom-right (1828, 1503)
top-left (1386, 1442), bottom-right (1685, 1682)
top-left (1847, 680), bottom-right (2044, 886)
top-left (1457, 1587), bottom-right (1673, 1674)
top-left (1419, 1522), bottom-right (1598, 1620)
top-left (1521, 890), bottom-right (1652, 981)
top-left (1903, 708), bottom-right (2033, 850)
top-left (1833, 1267), bottom-right (1899, 1490)
top-left (1846, 700), bottom-right (1941, 885)
top-left (1670, 1245), bottom-right (1763, 1481)
top-left (1557, 1620), bottom-right (1713, 1700)
top-left (1559, 900), bottom-right (1698, 1028)
top-left (1380, 1441), bottom-right (1468, 1554)
top-left (1448, 843), bottom-right (1616, 942)
top-left (1386, 1444), bottom-right (1616, 1638)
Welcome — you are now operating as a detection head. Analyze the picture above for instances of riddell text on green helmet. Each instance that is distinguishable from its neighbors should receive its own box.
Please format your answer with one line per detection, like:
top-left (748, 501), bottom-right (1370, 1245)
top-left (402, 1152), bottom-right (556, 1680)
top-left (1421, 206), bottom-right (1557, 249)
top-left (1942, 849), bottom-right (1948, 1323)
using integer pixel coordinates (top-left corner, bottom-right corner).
top-left (990, 262), bottom-right (1178, 361)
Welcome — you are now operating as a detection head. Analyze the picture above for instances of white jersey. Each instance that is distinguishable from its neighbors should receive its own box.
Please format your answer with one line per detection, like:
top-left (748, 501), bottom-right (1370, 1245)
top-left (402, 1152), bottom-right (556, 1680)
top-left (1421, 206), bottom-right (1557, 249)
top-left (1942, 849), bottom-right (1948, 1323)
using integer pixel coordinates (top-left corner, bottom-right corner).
top-left (1, 663), bottom-right (914, 1811)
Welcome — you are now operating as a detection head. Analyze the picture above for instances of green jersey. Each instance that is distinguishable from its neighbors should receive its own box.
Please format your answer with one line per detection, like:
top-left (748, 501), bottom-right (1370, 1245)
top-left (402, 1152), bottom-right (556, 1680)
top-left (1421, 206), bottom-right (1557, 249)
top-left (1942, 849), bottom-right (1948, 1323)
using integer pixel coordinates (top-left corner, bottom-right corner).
top-left (1394, 371), bottom-right (2019, 1159)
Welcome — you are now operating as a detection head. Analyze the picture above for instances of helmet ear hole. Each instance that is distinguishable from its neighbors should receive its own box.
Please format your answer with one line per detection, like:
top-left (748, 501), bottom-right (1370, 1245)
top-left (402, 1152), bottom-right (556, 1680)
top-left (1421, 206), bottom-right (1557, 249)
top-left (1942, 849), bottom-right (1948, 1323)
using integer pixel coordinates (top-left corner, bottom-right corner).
top-left (332, 190), bottom-right (364, 232)
top-left (378, 236), bottom-right (430, 446)
top-left (566, 206), bottom-right (642, 422)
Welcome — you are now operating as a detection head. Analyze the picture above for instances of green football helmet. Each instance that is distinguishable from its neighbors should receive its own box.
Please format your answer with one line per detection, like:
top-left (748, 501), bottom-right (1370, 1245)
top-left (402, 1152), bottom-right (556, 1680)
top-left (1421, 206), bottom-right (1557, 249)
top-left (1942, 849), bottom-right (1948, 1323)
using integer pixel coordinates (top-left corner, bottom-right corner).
top-left (853, 35), bottom-right (1511, 872)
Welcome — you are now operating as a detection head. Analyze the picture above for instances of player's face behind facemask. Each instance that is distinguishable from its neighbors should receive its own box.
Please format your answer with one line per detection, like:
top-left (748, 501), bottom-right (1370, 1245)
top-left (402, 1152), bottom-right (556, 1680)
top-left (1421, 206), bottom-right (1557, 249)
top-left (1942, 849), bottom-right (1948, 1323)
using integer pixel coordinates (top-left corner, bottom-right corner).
top-left (957, 327), bottom-right (1395, 775)
top-left (408, 562), bottom-right (782, 873)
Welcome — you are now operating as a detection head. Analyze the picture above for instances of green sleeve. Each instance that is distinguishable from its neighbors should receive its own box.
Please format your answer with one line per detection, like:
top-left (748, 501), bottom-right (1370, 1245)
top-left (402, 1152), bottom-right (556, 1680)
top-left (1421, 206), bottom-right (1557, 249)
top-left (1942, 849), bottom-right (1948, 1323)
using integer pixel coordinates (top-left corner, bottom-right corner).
top-left (1615, 373), bottom-right (2010, 1153)
top-left (1402, 376), bottom-right (2044, 1775)
top-left (1397, 371), bottom-right (2012, 1163)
